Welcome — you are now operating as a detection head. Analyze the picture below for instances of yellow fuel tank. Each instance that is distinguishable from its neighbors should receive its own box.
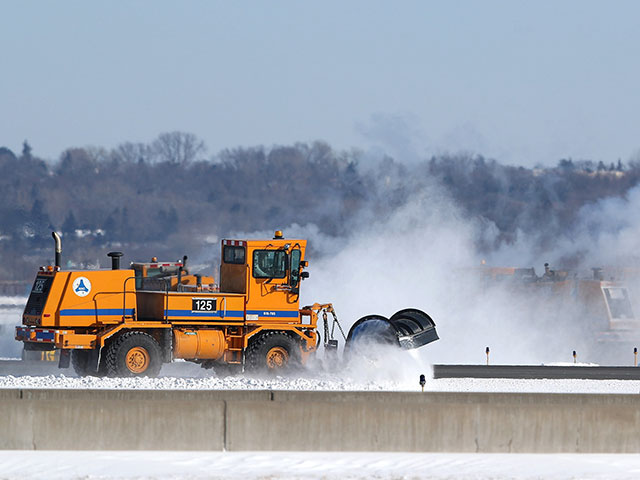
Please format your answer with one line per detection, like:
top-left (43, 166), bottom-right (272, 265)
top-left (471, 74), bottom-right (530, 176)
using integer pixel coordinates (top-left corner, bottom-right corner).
top-left (173, 328), bottom-right (226, 360)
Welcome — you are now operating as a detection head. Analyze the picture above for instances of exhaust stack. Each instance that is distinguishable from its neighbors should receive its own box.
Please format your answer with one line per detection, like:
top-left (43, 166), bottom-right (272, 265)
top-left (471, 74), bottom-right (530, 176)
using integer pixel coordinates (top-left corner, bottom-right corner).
top-left (107, 252), bottom-right (124, 270)
top-left (52, 232), bottom-right (62, 268)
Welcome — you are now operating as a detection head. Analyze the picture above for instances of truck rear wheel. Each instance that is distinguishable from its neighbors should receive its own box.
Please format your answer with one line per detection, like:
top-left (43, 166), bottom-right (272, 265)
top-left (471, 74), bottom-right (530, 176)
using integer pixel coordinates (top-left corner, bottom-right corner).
top-left (71, 350), bottom-right (107, 377)
top-left (106, 331), bottom-right (162, 377)
top-left (246, 331), bottom-right (300, 373)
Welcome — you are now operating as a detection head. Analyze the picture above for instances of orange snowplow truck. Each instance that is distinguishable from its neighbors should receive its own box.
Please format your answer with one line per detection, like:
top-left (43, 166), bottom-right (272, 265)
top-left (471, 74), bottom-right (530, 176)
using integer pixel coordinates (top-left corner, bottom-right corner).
top-left (16, 231), bottom-right (438, 377)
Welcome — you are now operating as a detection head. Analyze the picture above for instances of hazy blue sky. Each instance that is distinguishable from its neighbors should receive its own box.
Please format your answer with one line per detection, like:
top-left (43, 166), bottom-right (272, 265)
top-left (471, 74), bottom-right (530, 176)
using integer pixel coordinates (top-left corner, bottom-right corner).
top-left (1, 1), bottom-right (639, 165)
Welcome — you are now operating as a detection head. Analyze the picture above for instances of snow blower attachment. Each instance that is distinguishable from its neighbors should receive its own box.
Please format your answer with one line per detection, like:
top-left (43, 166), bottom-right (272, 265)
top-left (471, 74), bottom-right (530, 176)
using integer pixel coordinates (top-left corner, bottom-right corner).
top-left (345, 308), bottom-right (439, 351)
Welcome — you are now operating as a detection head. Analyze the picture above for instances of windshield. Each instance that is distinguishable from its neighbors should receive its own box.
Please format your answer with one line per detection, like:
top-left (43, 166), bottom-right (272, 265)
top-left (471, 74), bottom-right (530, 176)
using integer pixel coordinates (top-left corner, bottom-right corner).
top-left (603, 287), bottom-right (635, 320)
top-left (252, 250), bottom-right (287, 279)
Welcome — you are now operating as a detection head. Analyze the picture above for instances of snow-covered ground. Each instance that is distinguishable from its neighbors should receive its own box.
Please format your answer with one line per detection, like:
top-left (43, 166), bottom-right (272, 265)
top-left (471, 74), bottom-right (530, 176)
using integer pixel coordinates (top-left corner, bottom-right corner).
top-left (1, 451), bottom-right (639, 480)
top-left (1, 370), bottom-right (640, 393)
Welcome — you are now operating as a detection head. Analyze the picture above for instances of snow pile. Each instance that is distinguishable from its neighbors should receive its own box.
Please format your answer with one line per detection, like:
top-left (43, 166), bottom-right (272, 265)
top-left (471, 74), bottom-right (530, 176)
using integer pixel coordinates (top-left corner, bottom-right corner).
top-left (0, 372), bottom-right (403, 391)
top-left (1, 372), bottom-right (640, 394)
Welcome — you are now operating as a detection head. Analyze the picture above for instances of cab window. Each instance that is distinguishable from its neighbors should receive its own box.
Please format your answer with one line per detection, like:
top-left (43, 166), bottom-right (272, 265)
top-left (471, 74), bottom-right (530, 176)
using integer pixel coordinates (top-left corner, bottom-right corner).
top-left (224, 245), bottom-right (246, 264)
top-left (290, 249), bottom-right (301, 287)
top-left (146, 267), bottom-right (162, 277)
top-left (252, 250), bottom-right (287, 279)
top-left (603, 287), bottom-right (634, 320)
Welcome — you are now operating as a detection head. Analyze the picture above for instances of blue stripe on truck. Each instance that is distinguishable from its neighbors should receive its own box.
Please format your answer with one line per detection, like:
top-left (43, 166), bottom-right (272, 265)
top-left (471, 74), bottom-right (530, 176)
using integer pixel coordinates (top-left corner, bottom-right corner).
top-left (59, 309), bottom-right (135, 316)
top-left (164, 310), bottom-right (245, 318)
top-left (165, 310), bottom-right (299, 319)
top-left (59, 309), bottom-right (299, 319)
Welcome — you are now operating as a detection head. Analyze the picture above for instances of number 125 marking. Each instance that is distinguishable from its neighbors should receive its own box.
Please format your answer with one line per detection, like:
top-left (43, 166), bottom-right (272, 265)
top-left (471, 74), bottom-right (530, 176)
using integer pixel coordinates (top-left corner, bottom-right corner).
top-left (192, 298), bottom-right (217, 312)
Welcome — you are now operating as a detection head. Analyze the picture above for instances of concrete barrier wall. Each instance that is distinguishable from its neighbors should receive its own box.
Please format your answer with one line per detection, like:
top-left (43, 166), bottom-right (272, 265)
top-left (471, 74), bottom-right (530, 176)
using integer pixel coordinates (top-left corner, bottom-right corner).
top-left (1, 389), bottom-right (639, 452)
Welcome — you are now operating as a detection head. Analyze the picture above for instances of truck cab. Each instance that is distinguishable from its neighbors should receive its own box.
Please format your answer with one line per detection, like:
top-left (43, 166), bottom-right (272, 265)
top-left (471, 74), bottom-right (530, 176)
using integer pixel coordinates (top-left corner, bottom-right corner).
top-left (219, 230), bottom-right (308, 321)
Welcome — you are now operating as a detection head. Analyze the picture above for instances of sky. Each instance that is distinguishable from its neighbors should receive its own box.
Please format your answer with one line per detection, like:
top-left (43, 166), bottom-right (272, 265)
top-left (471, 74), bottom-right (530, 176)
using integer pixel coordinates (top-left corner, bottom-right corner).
top-left (1, 0), bottom-right (639, 166)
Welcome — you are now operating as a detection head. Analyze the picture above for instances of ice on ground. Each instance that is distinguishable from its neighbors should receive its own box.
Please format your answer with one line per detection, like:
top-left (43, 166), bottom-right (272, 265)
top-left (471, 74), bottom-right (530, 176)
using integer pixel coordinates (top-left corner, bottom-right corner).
top-left (1, 451), bottom-right (640, 480)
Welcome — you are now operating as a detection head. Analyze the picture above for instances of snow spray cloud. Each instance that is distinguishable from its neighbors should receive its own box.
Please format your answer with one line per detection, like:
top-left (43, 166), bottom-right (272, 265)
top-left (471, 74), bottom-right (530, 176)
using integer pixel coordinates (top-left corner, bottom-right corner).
top-left (484, 183), bottom-right (640, 272)
top-left (206, 166), bottom-right (640, 377)
top-left (0, 302), bottom-right (25, 359)
top-left (298, 177), bottom-right (640, 369)
top-left (296, 181), bottom-right (580, 370)
top-left (550, 184), bottom-right (640, 268)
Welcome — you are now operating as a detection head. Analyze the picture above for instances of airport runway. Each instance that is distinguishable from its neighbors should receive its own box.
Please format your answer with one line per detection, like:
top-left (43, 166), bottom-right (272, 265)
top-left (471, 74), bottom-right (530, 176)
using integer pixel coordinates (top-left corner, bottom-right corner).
top-left (432, 364), bottom-right (640, 380)
top-left (3, 360), bottom-right (640, 380)
top-left (0, 360), bottom-right (58, 376)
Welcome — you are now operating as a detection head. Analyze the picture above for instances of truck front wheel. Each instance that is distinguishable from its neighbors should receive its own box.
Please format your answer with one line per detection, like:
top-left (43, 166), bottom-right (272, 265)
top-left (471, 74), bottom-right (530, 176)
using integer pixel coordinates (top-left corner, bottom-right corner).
top-left (106, 331), bottom-right (162, 377)
top-left (245, 331), bottom-right (301, 373)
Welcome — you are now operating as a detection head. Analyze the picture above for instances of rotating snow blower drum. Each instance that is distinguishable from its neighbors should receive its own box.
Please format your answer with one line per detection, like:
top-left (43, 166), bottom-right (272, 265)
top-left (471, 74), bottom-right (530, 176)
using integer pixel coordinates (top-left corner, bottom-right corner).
top-left (344, 308), bottom-right (438, 353)
top-left (389, 308), bottom-right (439, 349)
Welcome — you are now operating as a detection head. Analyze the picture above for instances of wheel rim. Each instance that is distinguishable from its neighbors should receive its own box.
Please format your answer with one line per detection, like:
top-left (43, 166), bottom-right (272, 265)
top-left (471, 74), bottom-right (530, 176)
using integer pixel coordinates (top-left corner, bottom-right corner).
top-left (266, 346), bottom-right (289, 369)
top-left (126, 346), bottom-right (150, 373)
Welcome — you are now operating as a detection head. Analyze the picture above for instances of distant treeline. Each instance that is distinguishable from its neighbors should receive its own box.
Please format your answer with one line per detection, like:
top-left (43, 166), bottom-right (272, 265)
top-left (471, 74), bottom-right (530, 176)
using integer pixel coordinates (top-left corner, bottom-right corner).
top-left (1, 131), bottom-right (639, 281)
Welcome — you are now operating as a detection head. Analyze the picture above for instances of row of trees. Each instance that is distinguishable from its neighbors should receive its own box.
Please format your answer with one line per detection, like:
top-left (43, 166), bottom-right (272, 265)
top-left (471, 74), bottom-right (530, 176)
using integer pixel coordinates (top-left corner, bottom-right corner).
top-left (1, 132), bottom-right (639, 281)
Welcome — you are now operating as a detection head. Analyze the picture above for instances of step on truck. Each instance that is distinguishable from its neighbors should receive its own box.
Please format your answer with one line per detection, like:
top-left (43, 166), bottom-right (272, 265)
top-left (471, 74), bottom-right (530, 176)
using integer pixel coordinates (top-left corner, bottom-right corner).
top-left (16, 231), bottom-right (439, 376)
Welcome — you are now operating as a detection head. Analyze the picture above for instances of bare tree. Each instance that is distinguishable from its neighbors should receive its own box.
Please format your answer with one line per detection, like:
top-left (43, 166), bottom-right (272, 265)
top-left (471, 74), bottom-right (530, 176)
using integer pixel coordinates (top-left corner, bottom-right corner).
top-left (151, 131), bottom-right (206, 165)
top-left (114, 142), bottom-right (151, 164)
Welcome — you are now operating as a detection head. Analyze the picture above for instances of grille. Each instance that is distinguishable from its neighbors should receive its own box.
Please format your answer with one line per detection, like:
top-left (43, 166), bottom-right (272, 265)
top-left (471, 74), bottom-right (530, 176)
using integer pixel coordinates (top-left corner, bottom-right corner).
top-left (24, 275), bottom-right (54, 316)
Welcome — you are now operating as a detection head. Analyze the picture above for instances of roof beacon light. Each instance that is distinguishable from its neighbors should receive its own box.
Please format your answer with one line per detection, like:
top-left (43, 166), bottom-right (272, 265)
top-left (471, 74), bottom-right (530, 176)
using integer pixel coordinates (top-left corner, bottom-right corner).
top-left (274, 230), bottom-right (284, 239)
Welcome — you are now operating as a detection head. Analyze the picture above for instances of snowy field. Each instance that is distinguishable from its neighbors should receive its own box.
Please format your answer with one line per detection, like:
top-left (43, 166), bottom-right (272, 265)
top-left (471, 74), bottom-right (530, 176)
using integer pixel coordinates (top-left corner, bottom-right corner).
top-left (1, 451), bottom-right (640, 480)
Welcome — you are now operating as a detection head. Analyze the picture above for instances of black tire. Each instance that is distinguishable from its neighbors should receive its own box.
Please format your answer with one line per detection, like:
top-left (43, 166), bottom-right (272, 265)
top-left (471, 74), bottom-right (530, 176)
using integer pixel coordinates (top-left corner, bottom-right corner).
top-left (245, 331), bottom-right (301, 373)
top-left (71, 349), bottom-right (107, 377)
top-left (106, 331), bottom-right (162, 377)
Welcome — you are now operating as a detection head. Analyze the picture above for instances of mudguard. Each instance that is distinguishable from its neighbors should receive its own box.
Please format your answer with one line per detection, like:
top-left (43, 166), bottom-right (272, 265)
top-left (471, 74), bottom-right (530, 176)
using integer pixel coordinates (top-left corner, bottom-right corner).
top-left (345, 308), bottom-right (438, 351)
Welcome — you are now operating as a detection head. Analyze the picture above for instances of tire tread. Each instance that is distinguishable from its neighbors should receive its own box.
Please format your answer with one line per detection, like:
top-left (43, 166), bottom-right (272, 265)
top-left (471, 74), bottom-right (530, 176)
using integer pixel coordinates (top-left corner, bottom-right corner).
top-left (106, 331), bottom-right (162, 377)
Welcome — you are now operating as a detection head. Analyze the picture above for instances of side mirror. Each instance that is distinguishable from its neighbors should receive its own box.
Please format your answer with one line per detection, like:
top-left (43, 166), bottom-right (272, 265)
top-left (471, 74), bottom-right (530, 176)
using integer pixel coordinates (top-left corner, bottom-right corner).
top-left (301, 271), bottom-right (310, 280)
